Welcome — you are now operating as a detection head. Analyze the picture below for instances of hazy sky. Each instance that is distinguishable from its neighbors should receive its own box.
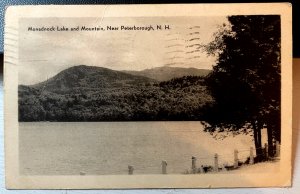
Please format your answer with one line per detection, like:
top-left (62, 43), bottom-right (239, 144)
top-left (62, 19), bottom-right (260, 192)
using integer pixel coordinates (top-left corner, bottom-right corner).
top-left (19, 17), bottom-right (229, 85)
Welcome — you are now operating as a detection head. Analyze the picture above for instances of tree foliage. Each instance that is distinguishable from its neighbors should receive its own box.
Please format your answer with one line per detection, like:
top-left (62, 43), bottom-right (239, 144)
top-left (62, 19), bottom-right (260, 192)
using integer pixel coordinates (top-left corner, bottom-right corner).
top-left (19, 76), bottom-right (213, 122)
top-left (202, 15), bottom-right (281, 158)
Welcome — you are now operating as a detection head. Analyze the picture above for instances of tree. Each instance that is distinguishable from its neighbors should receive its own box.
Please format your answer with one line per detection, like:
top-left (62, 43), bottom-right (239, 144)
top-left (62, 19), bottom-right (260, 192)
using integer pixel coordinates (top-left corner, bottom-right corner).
top-left (202, 15), bottom-right (281, 160)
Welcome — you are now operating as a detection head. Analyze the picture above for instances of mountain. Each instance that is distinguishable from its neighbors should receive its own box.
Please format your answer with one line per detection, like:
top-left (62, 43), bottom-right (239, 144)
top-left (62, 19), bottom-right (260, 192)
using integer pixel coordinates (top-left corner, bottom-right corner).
top-left (29, 65), bottom-right (156, 93)
top-left (123, 66), bottom-right (211, 81)
top-left (18, 65), bottom-right (213, 122)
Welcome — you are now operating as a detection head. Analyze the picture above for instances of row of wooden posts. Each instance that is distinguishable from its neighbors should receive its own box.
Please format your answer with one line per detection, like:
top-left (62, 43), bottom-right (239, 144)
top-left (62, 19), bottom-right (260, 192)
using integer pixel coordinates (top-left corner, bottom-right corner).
top-left (127, 141), bottom-right (280, 175)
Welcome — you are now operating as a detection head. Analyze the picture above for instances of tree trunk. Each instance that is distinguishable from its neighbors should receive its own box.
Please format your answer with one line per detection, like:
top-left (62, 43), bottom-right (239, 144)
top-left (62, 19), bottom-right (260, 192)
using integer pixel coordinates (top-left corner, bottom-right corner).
top-left (253, 120), bottom-right (263, 162)
top-left (267, 126), bottom-right (274, 157)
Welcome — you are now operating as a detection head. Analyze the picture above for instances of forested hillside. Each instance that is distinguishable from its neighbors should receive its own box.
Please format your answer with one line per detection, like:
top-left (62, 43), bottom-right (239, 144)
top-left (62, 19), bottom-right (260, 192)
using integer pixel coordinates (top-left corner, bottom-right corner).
top-left (19, 65), bottom-right (213, 121)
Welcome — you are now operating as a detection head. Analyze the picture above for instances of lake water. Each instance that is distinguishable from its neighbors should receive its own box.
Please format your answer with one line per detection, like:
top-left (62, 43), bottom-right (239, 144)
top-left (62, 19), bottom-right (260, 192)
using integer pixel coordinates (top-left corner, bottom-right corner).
top-left (19, 122), bottom-right (254, 175)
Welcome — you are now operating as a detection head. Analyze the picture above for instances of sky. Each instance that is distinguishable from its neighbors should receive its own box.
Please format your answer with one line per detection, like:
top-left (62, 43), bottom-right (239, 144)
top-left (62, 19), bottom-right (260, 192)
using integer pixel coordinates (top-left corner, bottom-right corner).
top-left (19, 16), bottom-right (229, 85)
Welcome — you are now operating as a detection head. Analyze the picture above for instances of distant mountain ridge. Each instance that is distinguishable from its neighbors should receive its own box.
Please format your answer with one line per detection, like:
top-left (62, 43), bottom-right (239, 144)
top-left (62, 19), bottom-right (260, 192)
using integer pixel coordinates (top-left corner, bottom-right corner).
top-left (123, 66), bottom-right (211, 81)
top-left (21, 65), bottom-right (211, 93)
top-left (29, 65), bottom-right (156, 93)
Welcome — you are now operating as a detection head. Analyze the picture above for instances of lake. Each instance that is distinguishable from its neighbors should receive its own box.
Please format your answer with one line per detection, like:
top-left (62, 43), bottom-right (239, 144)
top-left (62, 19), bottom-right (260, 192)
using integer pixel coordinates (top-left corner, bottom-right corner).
top-left (19, 122), bottom-right (254, 175)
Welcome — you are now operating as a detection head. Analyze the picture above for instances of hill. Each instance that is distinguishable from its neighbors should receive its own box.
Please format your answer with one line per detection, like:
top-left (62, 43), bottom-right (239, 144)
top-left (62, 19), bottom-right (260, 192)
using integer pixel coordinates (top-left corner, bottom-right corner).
top-left (30, 65), bottom-right (156, 94)
top-left (123, 66), bottom-right (211, 81)
top-left (18, 65), bottom-right (213, 121)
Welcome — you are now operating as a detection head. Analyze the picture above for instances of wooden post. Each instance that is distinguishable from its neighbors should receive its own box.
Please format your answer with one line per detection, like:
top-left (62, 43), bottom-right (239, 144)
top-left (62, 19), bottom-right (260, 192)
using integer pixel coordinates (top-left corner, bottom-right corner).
top-left (234, 149), bottom-right (239, 169)
top-left (161, 160), bottom-right (167, 174)
top-left (191, 156), bottom-right (197, 174)
top-left (276, 141), bottom-right (280, 157)
top-left (249, 147), bottom-right (254, 164)
top-left (214, 153), bottom-right (219, 172)
top-left (128, 165), bottom-right (134, 175)
top-left (200, 165), bottom-right (204, 173)
top-left (265, 143), bottom-right (269, 160)
top-left (79, 171), bottom-right (86, 175)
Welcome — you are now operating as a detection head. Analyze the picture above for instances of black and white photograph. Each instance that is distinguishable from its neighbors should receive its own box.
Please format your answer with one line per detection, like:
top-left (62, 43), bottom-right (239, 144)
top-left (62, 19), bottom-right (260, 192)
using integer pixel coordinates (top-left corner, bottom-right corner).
top-left (4, 4), bottom-right (292, 189)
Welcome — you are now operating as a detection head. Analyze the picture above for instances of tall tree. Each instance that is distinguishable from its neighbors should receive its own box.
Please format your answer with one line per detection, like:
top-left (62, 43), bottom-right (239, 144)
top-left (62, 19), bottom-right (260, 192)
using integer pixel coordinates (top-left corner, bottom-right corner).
top-left (202, 15), bottom-right (281, 160)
